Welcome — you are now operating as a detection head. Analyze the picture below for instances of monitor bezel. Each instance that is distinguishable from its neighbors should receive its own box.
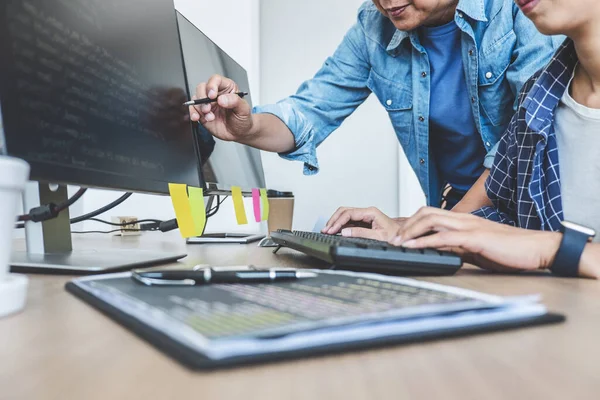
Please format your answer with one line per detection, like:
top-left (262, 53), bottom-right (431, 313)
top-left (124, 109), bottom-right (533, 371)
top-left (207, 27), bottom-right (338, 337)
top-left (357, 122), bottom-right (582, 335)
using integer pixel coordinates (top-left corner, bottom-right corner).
top-left (175, 11), bottom-right (265, 195)
top-left (0, 6), bottom-right (206, 196)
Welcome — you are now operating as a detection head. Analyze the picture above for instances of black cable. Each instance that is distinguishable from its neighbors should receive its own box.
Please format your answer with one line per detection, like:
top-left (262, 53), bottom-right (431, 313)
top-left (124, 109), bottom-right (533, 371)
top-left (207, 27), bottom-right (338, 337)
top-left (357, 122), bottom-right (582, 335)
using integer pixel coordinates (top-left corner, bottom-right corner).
top-left (16, 191), bottom-right (134, 229)
top-left (206, 195), bottom-right (220, 218)
top-left (87, 217), bottom-right (163, 227)
top-left (18, 192), bottom-right (226, 235)
top-left (56, 188), bottom-right (87, 212)
top-left (152, 195), bottom-right (227, 234)
top-left (215, 195), bottom-right (229, 211)
top-left (207, 195), bottom-right (227, 218)
top-left (70, 192), bottom-right (133, 224)
top-left (84, 217), bottom-right (165, 232)
top-left (72, 229), bottom-right (142, 234)
top-left (157, 219), bottom-right (178, 232)
top-left (17, 188), bottom-right (87, 222)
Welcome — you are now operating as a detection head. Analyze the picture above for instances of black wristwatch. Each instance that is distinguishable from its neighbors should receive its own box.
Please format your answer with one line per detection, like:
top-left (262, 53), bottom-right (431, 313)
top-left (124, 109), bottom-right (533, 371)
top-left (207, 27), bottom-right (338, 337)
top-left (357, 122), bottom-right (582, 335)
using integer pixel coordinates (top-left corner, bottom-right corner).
top-left (550, 221), bottom-right (596, 277)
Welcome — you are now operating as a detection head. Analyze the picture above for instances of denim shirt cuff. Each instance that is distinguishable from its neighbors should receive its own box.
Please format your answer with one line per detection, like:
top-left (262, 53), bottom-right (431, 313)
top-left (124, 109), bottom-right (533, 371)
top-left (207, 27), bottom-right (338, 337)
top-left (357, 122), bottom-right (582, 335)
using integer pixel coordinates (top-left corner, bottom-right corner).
top-left (253, 104), bottom-right (320, 175)
top-left (483, 141), bottom-right (500, 169)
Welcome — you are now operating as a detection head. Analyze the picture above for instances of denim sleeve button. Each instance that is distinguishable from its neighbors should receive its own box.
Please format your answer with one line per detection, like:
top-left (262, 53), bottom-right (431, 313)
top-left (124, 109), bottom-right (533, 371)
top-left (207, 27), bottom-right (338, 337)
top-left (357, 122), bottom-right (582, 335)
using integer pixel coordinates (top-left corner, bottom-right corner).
top-left (419, 158), bottom-right (425, 165)
top-left (386, 99), bottom-right (392, 106)
top-left (485, 72), bottom-right (493, 79)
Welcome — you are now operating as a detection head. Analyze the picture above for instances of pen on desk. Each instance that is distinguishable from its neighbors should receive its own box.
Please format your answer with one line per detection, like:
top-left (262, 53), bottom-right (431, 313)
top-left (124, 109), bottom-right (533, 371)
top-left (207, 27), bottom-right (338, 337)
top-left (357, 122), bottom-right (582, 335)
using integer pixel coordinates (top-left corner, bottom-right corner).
top-left (132, 268), bottom-right (317, 286)
top-left (183, 91), bottom-right (249, 107)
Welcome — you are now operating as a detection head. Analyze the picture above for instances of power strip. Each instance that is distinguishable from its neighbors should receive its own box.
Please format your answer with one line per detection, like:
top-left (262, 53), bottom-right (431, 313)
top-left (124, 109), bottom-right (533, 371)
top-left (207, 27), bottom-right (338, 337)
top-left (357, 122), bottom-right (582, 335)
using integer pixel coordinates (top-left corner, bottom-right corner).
top-left (111, 216), bottom-right (141, 236)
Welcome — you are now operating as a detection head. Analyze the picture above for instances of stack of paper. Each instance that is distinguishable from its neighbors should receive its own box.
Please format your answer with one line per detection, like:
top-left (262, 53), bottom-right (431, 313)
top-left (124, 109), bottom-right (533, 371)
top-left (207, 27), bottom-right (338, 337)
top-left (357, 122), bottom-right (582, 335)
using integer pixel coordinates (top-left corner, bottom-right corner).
top-left (68, 269), bottom-right (553, 362)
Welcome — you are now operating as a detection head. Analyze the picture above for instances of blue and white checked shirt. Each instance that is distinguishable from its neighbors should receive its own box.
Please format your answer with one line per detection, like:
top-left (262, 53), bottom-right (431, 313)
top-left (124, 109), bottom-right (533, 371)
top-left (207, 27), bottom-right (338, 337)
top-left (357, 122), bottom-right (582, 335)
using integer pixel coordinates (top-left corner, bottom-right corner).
top-left (474, 39), bottom-right (578, 231)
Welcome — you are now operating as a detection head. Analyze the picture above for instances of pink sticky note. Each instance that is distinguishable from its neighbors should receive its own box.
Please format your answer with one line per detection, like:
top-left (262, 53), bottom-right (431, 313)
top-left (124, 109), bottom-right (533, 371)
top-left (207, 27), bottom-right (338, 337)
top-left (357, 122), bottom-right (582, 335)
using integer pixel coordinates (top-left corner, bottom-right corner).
top-left (252, 188), bottom-right (261, 223)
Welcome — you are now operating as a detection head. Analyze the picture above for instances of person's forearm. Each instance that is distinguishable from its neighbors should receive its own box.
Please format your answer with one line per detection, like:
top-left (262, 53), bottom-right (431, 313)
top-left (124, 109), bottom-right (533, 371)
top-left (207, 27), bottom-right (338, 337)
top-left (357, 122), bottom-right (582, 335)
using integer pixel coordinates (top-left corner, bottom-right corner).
top-left (578, 243), bottom-right (600, 279)
top-left (239, 113), bottom-right (296, 153)
top-left (452, 169), bottom-right (493, 213)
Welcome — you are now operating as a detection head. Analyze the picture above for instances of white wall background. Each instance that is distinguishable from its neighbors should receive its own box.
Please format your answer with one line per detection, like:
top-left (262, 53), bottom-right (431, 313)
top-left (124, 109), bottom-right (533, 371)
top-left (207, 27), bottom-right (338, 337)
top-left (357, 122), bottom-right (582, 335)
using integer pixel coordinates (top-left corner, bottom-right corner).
top-left (259, 0), bottom-right (423, 230)
top-left (36, 0), bottom-right (424, 237)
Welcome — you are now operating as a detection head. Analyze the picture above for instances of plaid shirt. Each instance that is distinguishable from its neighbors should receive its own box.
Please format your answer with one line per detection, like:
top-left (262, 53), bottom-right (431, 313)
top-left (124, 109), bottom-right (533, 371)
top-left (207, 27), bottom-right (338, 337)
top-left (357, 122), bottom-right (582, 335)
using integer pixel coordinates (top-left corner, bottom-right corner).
top-left (473, 39), bottom-right (578, 231)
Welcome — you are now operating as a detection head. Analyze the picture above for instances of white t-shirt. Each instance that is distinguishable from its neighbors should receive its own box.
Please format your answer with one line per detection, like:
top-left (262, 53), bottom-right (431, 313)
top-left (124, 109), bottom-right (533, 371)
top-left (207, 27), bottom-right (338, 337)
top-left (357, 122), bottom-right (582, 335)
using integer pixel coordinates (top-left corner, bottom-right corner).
top-left (554, 72), bottom-right (600, 242)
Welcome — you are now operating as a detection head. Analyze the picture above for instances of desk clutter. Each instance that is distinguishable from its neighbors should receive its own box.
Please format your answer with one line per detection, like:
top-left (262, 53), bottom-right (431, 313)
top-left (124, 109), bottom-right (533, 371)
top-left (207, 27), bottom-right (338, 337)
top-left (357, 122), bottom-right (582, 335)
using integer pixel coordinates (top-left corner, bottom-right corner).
top-left (66, 268), bottom-right (563, 370)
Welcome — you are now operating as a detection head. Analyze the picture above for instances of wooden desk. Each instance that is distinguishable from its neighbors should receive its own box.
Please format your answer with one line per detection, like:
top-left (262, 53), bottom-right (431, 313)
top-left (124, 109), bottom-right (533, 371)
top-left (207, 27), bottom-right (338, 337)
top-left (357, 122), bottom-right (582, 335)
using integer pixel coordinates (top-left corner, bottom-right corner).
top-left (1, 233), bottom-right (599, 400)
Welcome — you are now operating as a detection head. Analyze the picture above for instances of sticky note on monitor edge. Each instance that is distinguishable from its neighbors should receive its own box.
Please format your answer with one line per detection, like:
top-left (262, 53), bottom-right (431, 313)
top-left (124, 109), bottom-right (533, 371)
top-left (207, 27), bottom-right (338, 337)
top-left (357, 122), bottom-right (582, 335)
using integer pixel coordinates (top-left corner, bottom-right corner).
top-left (168, 183), bottom-right (202, 238)
top-left (231, 186), bottom-right (248, 225)
top-left (188, 186), bottom-right (207, 236)
top-left (260, 188), bottom-right (269, 221)
top-left (252, 188), bottom-right (261, 223)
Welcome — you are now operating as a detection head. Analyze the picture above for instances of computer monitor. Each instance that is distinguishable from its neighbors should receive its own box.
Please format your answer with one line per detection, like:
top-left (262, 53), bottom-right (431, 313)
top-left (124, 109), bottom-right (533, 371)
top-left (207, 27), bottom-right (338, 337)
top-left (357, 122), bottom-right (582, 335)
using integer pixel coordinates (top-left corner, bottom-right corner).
top-left (176, 11), bottom-right (266, 195)
top-left (175, 12), bottom-right (266, 244)
top-left (0, 0), bottom-right (203, 273)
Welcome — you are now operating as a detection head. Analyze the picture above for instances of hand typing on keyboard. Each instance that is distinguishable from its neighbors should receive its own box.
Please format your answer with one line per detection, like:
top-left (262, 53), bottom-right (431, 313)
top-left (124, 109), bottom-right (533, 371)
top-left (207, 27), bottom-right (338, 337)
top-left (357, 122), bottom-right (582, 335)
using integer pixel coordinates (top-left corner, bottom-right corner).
top-left (322, 206), bottom-right (406, 243)
top-left (387, 207), bottom-right (584, 275)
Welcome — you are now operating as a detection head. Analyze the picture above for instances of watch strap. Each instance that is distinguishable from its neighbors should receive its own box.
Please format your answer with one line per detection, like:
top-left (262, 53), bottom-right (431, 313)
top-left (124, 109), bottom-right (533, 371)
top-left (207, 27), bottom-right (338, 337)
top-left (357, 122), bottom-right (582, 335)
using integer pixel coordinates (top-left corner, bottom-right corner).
top-left (550, 226), bottom-right (589, 277)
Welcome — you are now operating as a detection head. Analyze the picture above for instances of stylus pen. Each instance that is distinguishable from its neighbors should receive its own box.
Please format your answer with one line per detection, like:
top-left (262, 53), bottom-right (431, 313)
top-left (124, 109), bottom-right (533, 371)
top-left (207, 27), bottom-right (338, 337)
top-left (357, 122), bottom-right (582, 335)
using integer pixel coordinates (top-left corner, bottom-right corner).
top-left (183, 91), bottom-right (248, 106)
top-left (131, 268), bottom-right (317, 286)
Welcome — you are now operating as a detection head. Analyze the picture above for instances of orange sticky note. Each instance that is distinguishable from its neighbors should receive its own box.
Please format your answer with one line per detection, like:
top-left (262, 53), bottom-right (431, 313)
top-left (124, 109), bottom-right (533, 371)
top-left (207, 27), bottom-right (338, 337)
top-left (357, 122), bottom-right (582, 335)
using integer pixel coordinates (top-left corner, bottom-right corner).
top-left (168, 183), bottom-right (200, 238)
top-left (188, 186), bottom-right (207, 236)
top-left (231, 186), bottom-right (248, 225)
top-left (260, 188), bottom-right (269, 221)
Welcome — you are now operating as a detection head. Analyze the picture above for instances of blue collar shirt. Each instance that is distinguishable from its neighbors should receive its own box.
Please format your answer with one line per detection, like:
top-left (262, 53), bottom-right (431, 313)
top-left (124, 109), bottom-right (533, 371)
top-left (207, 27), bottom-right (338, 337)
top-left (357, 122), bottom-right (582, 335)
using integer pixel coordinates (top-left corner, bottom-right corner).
top-left (254, 0), bottom-right (562, 206)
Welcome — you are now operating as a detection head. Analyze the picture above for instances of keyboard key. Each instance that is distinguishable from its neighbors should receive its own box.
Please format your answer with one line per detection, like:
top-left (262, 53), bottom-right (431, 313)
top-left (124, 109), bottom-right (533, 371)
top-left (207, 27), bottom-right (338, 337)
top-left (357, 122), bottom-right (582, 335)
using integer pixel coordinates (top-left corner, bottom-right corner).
top-left (271, 230), bottom-right (463, 276)
top-left (423, 249), bottom-right (441, 256)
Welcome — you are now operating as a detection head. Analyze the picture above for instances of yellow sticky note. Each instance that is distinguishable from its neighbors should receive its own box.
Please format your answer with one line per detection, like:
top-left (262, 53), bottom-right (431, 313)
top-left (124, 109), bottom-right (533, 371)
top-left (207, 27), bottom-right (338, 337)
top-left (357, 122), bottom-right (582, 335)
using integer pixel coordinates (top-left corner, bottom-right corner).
top-left (260, 188), bottom-right (270, 221)
top-left (168, 183), bottom-right (201, 238)
top-left (231, 186), bottom-right (248, 225)
top-left (188, 186), bottom-right (207, 236)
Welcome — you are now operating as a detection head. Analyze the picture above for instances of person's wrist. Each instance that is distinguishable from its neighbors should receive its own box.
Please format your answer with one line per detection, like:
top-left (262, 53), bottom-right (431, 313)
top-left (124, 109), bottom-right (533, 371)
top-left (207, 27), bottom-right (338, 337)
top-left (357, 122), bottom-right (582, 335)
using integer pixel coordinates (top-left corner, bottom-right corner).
top-left (236, 114), bottom-right (258, 145)
top-left (541, 231), bottom-right (563, 270)
top-left (450, 200), bottom-right (475, 214)
top-left (247, 113), bottom-right (258, 136)
top-left (578, 243), bottom-right (598, 279)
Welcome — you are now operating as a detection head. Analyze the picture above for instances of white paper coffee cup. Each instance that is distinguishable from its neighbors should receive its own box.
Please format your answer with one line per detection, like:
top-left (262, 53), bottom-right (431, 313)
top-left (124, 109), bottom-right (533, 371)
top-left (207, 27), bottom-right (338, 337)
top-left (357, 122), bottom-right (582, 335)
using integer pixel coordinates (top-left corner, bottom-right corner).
top-left (0, 156), bottom-right (29, 277)
top-left (0, 156), bottom-right (30, 318)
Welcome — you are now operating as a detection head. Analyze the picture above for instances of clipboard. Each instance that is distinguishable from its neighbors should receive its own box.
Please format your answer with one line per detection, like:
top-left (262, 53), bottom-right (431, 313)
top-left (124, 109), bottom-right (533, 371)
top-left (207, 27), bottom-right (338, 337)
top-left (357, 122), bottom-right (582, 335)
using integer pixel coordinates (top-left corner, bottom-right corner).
top-left (65, 271), bottom-right (565, 370)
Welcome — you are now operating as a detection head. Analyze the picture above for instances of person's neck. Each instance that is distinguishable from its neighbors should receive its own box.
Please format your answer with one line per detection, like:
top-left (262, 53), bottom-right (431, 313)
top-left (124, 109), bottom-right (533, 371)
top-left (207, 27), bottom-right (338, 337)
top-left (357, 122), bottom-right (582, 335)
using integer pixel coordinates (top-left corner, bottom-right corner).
top-left (423, 0), bottom-right (459, 27)
top-left (571, 23), bottom-right (600, 107)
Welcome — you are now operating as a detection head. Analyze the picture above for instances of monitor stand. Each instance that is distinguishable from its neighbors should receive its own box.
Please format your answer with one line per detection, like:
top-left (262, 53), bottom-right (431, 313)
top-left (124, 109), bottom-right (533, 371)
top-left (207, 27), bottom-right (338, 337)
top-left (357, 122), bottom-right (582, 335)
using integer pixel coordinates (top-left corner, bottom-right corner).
top-left (10, 183), bottom-right (187, 275)
top-left (185, 195), bottom-right (264, 245)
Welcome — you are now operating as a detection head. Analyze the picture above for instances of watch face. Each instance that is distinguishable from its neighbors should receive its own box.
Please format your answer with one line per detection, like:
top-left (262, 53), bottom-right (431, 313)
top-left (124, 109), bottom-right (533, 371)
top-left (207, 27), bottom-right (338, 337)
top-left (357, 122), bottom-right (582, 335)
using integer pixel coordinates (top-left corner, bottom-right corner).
top-left (561, 221), bottom-right (597, 238)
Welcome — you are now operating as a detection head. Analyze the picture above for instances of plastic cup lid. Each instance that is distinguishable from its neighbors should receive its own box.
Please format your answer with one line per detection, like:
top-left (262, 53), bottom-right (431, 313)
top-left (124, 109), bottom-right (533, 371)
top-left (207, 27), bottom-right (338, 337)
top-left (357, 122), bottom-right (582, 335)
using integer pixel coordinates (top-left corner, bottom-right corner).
top-left (267, 189), bottom-right (294, 198)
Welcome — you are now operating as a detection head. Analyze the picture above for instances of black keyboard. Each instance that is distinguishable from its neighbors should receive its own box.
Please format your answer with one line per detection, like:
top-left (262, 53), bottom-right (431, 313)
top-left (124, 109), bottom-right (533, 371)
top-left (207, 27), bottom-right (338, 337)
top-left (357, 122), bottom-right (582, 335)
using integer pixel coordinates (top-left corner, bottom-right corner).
top-left (270, 230), bottom-right (462, 276)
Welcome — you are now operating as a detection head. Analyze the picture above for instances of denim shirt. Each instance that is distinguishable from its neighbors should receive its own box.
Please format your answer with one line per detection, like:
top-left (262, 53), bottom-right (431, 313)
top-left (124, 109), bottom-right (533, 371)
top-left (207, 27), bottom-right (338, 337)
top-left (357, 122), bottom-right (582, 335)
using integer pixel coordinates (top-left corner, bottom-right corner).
top-left (254, 0), bottom-right (561, 206)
